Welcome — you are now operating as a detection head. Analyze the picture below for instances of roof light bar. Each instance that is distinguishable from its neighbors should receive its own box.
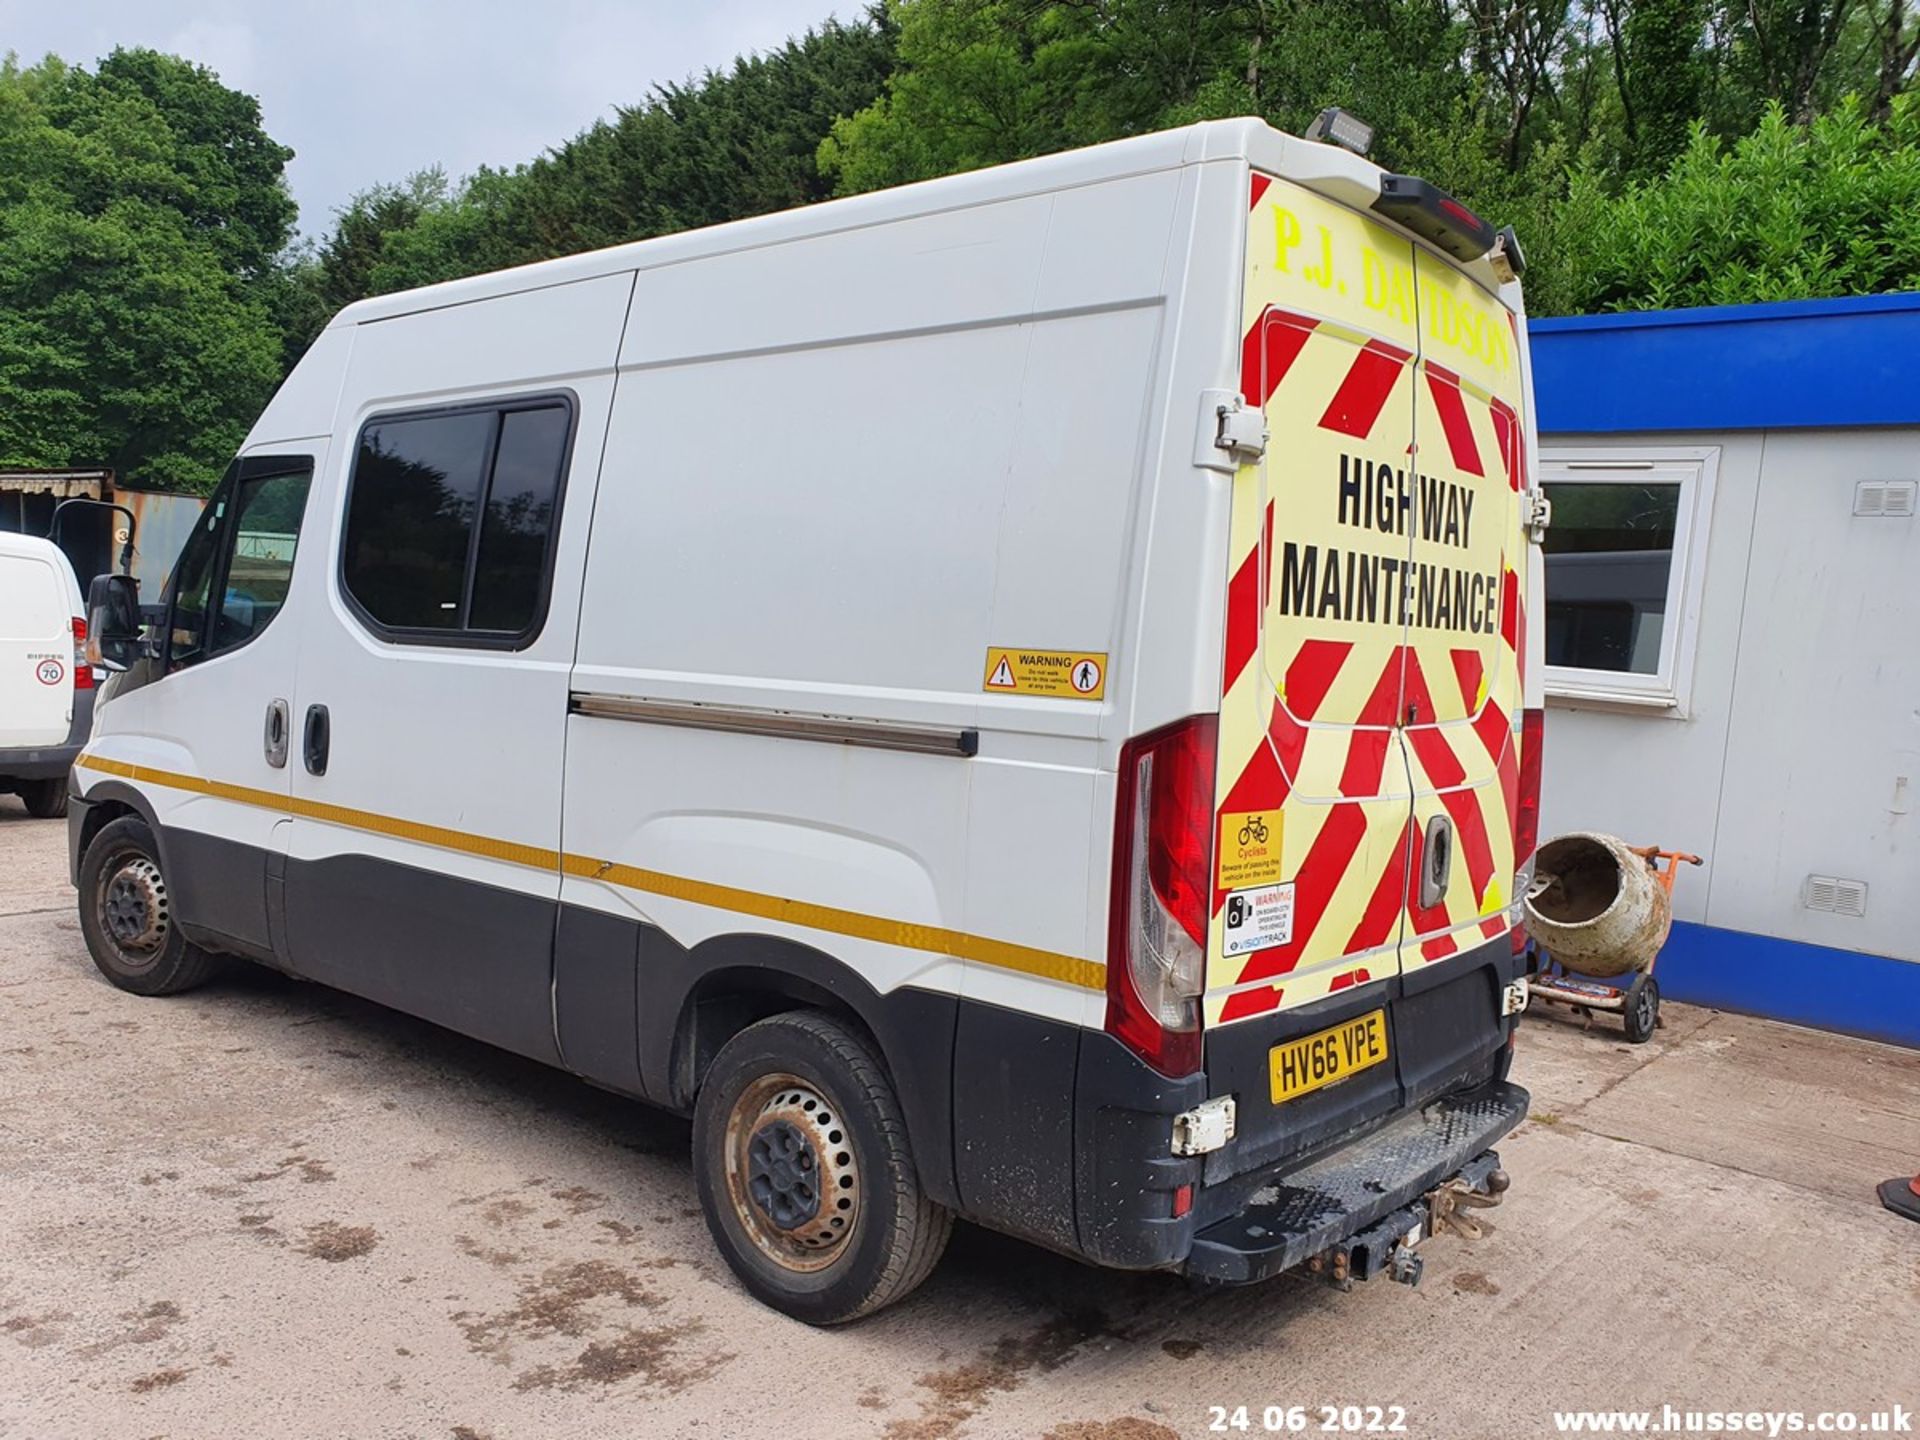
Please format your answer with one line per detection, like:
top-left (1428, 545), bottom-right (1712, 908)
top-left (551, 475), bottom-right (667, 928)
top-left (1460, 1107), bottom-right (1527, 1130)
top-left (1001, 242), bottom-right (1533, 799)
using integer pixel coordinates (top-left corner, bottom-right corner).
top-left (1304, 107), bottom-right (1374, 158)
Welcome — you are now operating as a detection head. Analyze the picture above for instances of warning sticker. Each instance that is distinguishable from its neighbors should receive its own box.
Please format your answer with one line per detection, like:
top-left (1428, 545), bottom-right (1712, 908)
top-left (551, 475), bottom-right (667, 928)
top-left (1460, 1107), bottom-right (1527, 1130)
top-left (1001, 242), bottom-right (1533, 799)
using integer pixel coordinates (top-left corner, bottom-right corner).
top-left (981, 648), bottom-right (1107, 701)
top-left (1217, 810), bottom-right (1284, 890)
top-left (1223, 883), bottom-right (1296, 957)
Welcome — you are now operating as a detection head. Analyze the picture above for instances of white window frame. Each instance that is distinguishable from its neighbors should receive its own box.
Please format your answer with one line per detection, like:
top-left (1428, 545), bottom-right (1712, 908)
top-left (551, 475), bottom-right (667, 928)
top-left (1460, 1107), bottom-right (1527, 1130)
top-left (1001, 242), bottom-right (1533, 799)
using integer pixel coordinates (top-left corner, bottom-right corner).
top-left (1537, 445), bottom-right (1719, 714)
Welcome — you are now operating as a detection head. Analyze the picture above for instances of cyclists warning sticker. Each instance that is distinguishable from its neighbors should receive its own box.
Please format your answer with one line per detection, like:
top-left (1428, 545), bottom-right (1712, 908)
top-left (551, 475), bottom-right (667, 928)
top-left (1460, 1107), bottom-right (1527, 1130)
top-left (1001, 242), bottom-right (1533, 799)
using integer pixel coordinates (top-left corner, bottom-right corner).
top-left (1217, 810), bottom-right (1284, 890)
top-left (981, 648), bottom-right (1107, 700)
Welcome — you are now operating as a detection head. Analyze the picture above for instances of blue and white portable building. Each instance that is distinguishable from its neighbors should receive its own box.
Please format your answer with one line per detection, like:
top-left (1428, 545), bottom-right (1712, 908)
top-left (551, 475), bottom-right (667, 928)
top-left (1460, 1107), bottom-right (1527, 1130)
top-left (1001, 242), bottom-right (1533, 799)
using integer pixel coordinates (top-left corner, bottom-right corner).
top-left (1529, 292), bottom-right (1920, 1047)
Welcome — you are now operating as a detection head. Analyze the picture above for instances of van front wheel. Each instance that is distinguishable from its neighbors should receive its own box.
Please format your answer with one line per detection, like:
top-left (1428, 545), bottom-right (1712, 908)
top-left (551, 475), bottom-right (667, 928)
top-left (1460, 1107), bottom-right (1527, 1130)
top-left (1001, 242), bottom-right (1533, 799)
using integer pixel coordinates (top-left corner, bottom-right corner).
top-left (78, 816), bottom-right (221, 996)
top-left (692, 1010), bottom-right (951, 1324)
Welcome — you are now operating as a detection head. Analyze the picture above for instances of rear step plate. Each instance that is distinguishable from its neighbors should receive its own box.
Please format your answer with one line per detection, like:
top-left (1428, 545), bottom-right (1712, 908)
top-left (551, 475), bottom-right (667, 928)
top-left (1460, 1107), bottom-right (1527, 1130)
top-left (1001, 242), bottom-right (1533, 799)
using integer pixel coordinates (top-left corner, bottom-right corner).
top-left (1185, 1080), bottom-right (1528, 1284)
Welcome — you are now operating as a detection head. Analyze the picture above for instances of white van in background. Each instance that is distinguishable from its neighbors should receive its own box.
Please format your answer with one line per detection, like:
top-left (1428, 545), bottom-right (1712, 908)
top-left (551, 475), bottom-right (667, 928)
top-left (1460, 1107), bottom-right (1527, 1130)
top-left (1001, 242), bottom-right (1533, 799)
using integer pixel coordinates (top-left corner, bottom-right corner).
top-left (72, 117), bottom-right (1547, 1323)
top-left (0, 532), bottom-right (91, 817)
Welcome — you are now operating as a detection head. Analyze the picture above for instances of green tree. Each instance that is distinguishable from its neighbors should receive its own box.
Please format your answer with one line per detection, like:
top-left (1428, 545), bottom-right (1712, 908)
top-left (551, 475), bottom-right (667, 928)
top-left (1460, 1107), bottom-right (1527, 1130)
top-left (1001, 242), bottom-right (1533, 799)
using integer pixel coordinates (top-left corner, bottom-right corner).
top-left (0, 51), bottom-right (290, 491)
top-left (1602, 0), bottom-right (1710, 169)
top-left (1538, 96), bottom-right (1920, 312)
top-left (66, 47), bottom-right (297, 277)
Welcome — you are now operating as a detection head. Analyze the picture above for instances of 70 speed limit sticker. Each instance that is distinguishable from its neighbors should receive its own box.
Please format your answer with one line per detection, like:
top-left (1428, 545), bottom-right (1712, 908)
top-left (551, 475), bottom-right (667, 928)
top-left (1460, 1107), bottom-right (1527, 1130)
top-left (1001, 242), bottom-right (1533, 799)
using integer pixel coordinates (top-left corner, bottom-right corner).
top-left (34, 657), bottom-right (65, 686)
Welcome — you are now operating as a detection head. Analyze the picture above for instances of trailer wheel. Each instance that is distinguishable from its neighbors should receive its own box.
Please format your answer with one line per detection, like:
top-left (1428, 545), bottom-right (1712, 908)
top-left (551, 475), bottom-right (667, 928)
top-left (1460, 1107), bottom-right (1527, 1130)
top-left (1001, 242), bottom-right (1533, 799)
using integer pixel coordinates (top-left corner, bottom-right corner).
top-left (1622, 974), bottom-right (1659, 1044)
top-left (20, 776), bottom-right (68, 819)
top-left (692, 1009), bottom-right (951, 1324)
top-left (77, 816), bottom-right (221, 996)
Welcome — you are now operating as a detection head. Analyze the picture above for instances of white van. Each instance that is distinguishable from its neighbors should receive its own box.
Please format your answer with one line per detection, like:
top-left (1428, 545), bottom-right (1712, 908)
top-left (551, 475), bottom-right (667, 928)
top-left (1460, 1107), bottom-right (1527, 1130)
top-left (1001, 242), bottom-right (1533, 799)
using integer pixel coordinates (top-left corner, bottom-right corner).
top-left (73, 118), bottom-right (1546, 1323)
top-left (1, 532), bottom-right (91, 817)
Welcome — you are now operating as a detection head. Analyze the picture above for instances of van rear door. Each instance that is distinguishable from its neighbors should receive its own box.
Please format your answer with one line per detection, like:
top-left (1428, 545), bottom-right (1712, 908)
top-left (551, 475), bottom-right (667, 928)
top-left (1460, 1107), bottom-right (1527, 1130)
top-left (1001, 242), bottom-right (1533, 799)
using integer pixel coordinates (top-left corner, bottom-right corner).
top-left (1203, 172), bottom-right (1422, 1177)
top-left (0, 546), bottom-right (74, 749)
top-left (1393, 250), bottom-right (1528, 1102)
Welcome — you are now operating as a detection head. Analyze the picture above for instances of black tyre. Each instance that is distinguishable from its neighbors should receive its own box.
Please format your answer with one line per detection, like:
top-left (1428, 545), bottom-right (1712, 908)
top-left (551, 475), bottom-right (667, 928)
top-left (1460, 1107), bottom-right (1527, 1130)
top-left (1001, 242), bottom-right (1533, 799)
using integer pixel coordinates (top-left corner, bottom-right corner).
top-left (692, 1010), bottom-right (952, 1324)
top-left (21, 776), bottom-right (68, 819)
top-left (1622, 973), bottom-right (1659, 1044)
top-left (77, 816), bottom-right (221, 996)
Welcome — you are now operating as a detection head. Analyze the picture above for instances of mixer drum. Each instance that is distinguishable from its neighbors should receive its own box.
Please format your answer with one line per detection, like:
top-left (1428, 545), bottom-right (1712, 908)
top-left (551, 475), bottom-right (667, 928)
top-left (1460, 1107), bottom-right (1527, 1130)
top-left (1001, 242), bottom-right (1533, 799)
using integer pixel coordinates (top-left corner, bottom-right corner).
top-left (1523, 832), bottom-right (1672, 978)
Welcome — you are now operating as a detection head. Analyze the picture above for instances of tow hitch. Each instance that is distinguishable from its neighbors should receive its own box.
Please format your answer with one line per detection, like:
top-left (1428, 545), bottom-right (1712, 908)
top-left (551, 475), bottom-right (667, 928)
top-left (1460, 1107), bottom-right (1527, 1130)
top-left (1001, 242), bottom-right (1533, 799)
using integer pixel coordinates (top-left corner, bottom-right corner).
top-left (1305, 1155), bottom-right (1509, 1291)
top-left (1429, 1170), bottom-right (1509, 1241)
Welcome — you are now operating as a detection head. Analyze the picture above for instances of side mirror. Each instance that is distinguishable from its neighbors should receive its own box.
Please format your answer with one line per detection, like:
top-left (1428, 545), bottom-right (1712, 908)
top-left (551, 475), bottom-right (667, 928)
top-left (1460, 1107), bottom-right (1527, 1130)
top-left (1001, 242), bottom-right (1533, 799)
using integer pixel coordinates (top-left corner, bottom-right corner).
top-left (86, 574), bottom-right (143, 673)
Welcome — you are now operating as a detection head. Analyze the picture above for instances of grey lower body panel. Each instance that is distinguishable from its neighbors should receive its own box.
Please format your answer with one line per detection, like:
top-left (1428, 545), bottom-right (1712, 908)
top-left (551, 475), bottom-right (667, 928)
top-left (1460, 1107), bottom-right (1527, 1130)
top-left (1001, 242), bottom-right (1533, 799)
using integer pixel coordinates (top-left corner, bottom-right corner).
top-left (283, 851), bottom-right (565, 1069)
top-left (1184, 1079), bottom-right (1528, 1284)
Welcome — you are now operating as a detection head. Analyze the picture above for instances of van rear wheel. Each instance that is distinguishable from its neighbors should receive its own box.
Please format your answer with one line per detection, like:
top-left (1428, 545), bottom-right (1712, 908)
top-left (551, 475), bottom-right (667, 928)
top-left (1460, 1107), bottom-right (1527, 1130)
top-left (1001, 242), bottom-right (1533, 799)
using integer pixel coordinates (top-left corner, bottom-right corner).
top-left (692, 1010), bottom-right (951, 1324)
top-left (20, 776), bottom-right (67, 819)
top-left (78, 816), bottom-right (221, 996)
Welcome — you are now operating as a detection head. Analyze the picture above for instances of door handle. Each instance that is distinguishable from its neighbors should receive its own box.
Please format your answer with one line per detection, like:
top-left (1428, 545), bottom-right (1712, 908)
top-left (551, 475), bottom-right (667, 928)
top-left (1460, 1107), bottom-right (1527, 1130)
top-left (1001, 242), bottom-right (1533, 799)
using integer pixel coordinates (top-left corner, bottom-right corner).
top-left (1420, 815), bottom-right (1454, 909)
top-left (302, 703), bottom-right (330, 777)
top-left (263, 698), bottom-right (290, 768)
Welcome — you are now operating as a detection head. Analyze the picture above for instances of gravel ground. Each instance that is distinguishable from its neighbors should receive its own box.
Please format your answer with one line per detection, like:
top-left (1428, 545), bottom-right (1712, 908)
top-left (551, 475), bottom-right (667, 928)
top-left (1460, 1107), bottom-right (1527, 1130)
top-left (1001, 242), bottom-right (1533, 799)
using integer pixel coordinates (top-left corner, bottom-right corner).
top-left (2, 794), bottom-right (1916, 1440)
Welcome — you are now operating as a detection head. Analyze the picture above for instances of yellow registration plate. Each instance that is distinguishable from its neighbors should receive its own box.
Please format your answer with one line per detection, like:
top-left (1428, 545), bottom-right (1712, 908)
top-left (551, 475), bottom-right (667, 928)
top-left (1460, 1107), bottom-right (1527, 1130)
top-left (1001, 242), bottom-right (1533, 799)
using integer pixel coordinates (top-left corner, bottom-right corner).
top-left (1269, 1009), bottom-right (1390, 1105)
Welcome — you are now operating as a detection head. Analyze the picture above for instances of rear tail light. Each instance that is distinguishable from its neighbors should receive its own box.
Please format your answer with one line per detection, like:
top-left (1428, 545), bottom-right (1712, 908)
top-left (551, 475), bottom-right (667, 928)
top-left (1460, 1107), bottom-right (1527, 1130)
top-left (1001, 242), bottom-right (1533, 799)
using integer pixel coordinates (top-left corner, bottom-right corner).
top-left (71, 615), bottom-right (93, 690)
top-left (1511, 706), bottom-right (1544, 954)
top-left (1107, 716), bottom-right (1217, 1078)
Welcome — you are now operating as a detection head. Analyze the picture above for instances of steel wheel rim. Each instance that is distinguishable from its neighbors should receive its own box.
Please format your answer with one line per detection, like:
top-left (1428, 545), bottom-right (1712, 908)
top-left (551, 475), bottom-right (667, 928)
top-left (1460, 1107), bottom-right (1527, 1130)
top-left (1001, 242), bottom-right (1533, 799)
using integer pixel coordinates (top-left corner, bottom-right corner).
top-left (97, 849), bottom-right (169, 968)
top-left (722, 1071), bottom-right (861, 1273)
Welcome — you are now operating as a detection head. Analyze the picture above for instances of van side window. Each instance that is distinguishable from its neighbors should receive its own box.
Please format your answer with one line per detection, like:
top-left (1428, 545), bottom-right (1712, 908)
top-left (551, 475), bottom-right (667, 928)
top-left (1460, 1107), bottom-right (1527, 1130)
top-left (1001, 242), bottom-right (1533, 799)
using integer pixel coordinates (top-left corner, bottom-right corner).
top-left (216, 468), bottom-right (312, 650)
top-left (167, 481), bottom-right (229, 665)
top-left (470, 406), bottom-right (570, 632)
top-left (169, 459), bottom-right (314, 669)
top-left (341, 396), bottom-right (573, 646)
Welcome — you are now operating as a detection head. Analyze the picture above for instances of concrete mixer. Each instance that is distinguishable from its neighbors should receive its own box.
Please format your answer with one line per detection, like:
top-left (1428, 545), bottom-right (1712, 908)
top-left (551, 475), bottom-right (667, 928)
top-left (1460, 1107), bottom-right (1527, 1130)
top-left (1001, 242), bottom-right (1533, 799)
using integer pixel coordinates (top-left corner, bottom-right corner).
top-left (1522, 833), bottom-right (1702, 1043)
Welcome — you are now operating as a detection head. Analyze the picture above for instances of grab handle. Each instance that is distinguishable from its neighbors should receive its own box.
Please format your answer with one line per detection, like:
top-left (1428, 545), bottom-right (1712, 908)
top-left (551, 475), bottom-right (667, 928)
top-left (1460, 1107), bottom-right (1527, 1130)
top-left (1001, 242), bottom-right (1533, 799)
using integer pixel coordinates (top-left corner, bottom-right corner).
top-left (302, 703), bottom-right (330, 777)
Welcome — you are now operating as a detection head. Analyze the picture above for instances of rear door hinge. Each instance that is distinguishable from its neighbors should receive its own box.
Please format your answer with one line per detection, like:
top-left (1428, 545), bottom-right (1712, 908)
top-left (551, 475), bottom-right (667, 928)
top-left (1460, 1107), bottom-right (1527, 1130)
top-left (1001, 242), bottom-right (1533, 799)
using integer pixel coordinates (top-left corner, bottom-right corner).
top-left (1502, 977), bottom-right (1530, 1016)
top-left (1525, 488), bottom-right (1552, 543)
top-left (1197, 390), bottom-right (1266, 472)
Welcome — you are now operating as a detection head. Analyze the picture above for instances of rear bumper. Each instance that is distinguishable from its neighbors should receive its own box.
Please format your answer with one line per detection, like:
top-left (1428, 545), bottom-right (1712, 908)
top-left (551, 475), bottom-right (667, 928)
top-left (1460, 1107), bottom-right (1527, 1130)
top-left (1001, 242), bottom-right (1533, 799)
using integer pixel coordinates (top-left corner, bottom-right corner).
top-left (0, 689), bottom-right (94, 781)
top-left (1184, 1079), bottom-right (1528, 1284)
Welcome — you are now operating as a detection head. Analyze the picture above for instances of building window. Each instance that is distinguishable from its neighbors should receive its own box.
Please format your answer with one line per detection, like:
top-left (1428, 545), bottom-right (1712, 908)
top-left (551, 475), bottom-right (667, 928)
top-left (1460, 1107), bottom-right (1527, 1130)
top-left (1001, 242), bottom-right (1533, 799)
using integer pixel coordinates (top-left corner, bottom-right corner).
top-left (1539, 447), bottom-right (1718, 709)
top-left (341, 394), bottom-right (574, 648)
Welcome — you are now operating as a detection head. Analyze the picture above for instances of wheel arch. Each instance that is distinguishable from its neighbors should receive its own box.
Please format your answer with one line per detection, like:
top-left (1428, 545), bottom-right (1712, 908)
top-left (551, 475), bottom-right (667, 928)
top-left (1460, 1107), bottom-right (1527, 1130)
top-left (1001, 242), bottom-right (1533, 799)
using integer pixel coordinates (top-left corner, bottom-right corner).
top-left (651, 930), bottom-right (960, 1211)
top-left (69, 779), bottom-right (167, 888)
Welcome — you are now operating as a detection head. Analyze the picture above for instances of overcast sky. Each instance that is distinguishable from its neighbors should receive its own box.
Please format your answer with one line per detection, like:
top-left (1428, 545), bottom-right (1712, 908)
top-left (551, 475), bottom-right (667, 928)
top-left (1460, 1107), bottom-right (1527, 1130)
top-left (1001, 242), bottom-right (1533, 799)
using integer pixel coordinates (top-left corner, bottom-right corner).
top-left (3, 0), bottom-right (847, 237)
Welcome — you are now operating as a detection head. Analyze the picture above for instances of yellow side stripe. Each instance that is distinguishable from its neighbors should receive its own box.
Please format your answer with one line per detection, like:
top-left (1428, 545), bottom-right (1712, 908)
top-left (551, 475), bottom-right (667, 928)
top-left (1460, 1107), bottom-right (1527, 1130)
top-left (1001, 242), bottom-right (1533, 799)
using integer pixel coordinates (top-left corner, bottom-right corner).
top-left (76, 753), bottom-right (1104, 992)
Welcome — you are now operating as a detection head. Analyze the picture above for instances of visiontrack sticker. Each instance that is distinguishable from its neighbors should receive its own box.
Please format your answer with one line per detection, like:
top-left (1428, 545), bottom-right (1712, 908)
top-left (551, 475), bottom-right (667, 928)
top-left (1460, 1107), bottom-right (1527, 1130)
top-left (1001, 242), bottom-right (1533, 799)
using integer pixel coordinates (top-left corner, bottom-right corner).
top-left (1223, 882), bottom-right (1295, 957)
top-left (1217, 810), bottom-right (1284, 890)
top-left (981, 648), bottom-right (1106, 700)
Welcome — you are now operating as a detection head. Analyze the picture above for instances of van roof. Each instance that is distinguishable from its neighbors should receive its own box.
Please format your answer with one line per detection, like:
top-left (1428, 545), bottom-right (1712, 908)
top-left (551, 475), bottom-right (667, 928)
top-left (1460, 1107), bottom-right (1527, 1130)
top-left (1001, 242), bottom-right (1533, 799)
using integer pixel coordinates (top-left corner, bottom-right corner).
top-left (0, 531), bottom-right (69, 563)
top-left (0, 532), bottom-right (83, 604)
top-left (329, 119), bottom-right (1440, 329)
